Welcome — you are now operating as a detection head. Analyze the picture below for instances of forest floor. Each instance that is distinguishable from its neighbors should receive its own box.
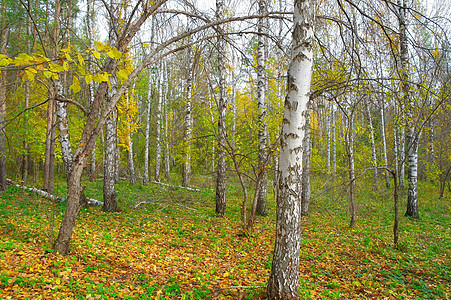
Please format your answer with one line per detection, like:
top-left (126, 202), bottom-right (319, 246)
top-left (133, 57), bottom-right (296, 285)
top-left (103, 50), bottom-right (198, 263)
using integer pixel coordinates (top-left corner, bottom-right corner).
top-left (0, 174), bottom-right (449, 299)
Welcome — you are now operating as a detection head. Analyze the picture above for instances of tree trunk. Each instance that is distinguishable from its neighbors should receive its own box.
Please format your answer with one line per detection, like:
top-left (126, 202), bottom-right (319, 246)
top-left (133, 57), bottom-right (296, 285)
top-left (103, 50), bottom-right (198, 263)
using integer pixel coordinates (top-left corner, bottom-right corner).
top-left (331, 104), bottom-right (337, 174)
top-left (103, 1), bottom-right (119, 212)
top-left (256, 0), bottom-right (268, 216)
top-left (54, 163), bottom-right (85, 254)
top-left (267, 0), bottom-right (315, 297)
top-left (163, 64), bottom-right (170, 180)
top-left (155, 63), bottom-right (163, 182)
top-left (143, 67), bottom-right (152, 184)
top-left (53, 0), bottom-right (167, 254)
top-left (56, 80), bottom-right (73, 174)
top-left (127, 89), bottom-right (136, 185)
top-left (380, 101), bottom-right (390, 188)
top-left (87, 0), bottom-right (96, 182)
top-left (0, 20), bottom-right (7, 192)
top-left (215, 0), bottom-right (227, 216)
top-left (182, 49), bottom-right (192, 187)
top-left (365, 99), bottom-right (378, 191)
top-left (301, 100), bottom-right (312, 216)
top-left (398, 0), bottom-right (419, 219)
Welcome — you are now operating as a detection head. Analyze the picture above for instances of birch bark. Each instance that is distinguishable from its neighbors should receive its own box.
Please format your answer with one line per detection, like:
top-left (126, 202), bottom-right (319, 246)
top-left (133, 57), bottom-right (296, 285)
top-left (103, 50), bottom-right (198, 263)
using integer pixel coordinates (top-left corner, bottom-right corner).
top-left (215, 0), bottom-right (227, 215)
top-left (143, 67), bottom-right (152, 183)
top-left (301, 100), bottom-right (311, 215)
top-left (0, 21), bottom-right (6, 192)
top-left (256, 0), bottom-right (268, 216)
top-left (103, 0), bottom-right (119, 212)
top-left (182, 49), bottom-right (192, 187)
top-left (155, 63), bottom-right (163, 182)
top-left (365, 99), bottom-right (378, 191)
top-left (267, 0), bottom-right (315, 297)
top-left (398, 0), bottom-right (419, 218)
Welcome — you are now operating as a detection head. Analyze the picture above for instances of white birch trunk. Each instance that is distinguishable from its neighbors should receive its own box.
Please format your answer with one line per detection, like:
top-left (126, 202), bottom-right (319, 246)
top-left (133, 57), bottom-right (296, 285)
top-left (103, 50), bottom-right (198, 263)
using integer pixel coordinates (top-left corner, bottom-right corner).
top-left (326, 103), bottom-right (331, 174)
top-left (301, 100), bottom-right (312, 215)
top-left (365, 99), bottom-right (378, 191)
top-left (380, 101), bottom-right (390, 188)
top-left (143, 67), bottom-right (152, 183)
top-left (103, 0), bottom-right (119, 211)
top-left (127, 88), bottom-right (136, 184)
top-left (215, 0), bottom-right (227, 215)
top-left (56, 79), bottom-right (73, 174)
top-left (345, 112), bottom-right (356, 228)
top-left (331, 103), bottom-right (337, 174)
top-left (256, 0), bottom-right (268, 216)
top-left (155, 63), bottom-right (163, 182)
top-left (182, 51), bottom-right (192, 187)
top-left (163, 63), bottom-right (171, 180)
top-left (268, 0), bottom-right (315, 297)
top-left (87, 0), bottom-right (96, 181)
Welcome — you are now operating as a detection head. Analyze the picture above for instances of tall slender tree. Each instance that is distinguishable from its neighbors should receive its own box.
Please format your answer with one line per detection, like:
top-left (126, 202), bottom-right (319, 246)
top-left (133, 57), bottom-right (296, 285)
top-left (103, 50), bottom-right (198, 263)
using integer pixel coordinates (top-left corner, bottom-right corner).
top-left (256, 0), bottom-right (268, 216)
top-left (103, 0), bottom-right (120, 212)
top-left (267, 0), bottom-right (315, 297)
top-left (215, 0), bottom-right (227, 215)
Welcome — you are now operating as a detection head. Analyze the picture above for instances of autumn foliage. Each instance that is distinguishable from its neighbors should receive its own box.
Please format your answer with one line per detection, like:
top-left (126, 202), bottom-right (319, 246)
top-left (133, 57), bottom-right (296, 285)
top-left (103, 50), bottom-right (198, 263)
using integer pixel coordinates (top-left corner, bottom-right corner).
top-left (0, 175), bottom-right (449, 299)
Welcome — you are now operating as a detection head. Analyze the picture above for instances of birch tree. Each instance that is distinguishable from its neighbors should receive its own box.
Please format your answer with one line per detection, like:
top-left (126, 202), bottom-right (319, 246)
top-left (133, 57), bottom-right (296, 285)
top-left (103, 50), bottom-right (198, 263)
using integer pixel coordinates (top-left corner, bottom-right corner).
top-left (215, 0), bottom-right (227, 216)
top-left (398, 0), bottom-right (419, 218)
top-left (0, 11), bottom-right (6, 192)
top-left (103, 0), bottom-right (120, 212)
top-left (256, 0), bottom-right (268, 216)
top-left (182, 47), bottom-right (193, 187)
top-left (267, 0), bottom-right (315, 297)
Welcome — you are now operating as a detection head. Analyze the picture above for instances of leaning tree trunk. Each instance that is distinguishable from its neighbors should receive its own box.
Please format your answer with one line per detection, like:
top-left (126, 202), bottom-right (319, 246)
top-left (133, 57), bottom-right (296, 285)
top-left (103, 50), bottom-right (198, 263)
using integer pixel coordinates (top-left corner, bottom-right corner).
top-left (256, 0), bottom-right (268, 216)
top-left (215, 0), bottom-right (227, 216)
top-left (53, 0), bottom-right (166, 255)
top-left (267, 0), bottom-right (315, 297)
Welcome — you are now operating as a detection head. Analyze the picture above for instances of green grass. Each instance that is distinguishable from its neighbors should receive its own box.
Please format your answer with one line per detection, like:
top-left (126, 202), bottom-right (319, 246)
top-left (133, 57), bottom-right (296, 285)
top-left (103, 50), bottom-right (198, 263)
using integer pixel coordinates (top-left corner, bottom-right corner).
top-left (0, 173), bottom-right (449, 299)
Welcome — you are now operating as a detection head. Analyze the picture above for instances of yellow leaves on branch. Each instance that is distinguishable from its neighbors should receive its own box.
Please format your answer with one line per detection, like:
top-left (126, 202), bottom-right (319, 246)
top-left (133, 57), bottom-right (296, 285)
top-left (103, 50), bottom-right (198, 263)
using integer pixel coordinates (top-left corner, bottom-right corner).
top-left (0, 42), bottom-right (126, 95)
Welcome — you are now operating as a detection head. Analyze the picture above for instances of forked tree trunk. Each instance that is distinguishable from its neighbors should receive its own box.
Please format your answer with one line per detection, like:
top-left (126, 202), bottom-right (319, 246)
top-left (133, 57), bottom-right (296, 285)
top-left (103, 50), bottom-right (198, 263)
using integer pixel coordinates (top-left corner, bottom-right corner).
top-left (267, 0), bottom-right (315, 297)
top-left (53, 0), bottom-right (166, 255)
top-left (256, 0), bottom-right (268, 216)
top-left (215, 0), bottom-right (227, 216)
